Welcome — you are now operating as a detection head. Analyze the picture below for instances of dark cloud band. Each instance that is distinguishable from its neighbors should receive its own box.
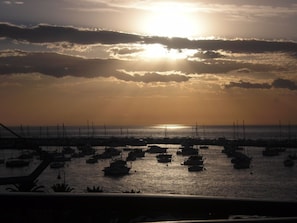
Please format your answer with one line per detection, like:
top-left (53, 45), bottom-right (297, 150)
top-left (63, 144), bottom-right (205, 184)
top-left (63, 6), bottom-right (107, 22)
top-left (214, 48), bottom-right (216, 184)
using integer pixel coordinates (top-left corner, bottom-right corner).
top-left (225, 78), bottom-right (297, 91)
top-left (1, 23), bottom-right (297, 54)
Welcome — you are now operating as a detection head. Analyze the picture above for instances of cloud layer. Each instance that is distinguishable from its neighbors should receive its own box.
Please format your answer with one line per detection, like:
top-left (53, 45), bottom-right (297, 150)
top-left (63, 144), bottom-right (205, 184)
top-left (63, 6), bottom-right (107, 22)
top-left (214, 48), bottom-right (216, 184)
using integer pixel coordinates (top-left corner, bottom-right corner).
top-left (225, 78), bottom-right (297, 91)
top-left (1, 23), bottom-right (297, 87)
top-left (1, 23), bottom-right (297, 53)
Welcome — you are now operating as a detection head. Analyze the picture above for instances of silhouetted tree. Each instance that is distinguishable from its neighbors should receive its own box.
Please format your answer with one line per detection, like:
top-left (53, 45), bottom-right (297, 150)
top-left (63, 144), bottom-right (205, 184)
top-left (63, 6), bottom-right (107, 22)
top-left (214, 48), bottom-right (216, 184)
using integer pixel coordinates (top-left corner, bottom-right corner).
top-left (6, 180), bottom-right (45, 192)
top-left (86, 185), bottom-right (103, 192)
top-left (51, 183), bottom-right (74, 192)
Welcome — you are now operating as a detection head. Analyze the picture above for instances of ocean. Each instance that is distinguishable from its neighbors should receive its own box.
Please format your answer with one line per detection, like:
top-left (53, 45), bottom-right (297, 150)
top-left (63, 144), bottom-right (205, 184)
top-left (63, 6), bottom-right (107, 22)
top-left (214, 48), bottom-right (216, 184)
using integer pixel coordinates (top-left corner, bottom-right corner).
top-left (2, 124), bottom-right (297, 140)
top-left (0, 125), bottom-right (297, 201)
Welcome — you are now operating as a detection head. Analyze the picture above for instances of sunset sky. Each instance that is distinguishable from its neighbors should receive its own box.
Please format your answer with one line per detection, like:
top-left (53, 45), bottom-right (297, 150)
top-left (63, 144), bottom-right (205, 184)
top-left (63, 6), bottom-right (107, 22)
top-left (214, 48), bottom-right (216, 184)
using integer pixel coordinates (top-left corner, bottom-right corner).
top-left (1, 0), bottom-right (297, 126)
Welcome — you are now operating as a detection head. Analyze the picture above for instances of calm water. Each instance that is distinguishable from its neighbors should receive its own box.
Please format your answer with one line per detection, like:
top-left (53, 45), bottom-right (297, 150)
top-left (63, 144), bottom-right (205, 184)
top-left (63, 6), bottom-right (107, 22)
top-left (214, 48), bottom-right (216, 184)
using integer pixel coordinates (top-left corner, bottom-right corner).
top-left (0, 125), bottom-right (297, 200)
top-left (2, 124), bottom-right (297, 140)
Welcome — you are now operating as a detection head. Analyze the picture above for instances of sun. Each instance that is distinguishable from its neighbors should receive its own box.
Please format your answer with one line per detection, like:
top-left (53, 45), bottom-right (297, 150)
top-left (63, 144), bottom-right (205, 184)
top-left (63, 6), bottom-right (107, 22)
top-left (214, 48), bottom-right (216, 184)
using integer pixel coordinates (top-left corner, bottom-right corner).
top-left (142, 2), bottom-right (202, 38)
top-left (140, 44), bottom-right (187, 60)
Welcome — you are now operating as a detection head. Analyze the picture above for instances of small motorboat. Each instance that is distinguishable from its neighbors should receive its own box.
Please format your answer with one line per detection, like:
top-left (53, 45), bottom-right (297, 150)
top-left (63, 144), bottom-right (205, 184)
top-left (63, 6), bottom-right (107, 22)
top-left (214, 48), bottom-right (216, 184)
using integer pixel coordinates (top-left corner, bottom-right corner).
top-left (183, 155), bottom-right (204, 165)
top-left (156, 153), bottom-right (172, 163)
top-left (103, 159), bottom-right (130, 176)
top-left (188, 165), bottom-right (204, 172)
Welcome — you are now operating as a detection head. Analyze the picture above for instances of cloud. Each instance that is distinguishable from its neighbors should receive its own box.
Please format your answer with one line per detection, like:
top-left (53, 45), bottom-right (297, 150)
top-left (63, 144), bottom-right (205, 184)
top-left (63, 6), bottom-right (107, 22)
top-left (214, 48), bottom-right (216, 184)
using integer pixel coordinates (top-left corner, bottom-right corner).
top-left (225, 78), bottom-right (297, 91)
top-left (192, 50), bottom-right (224, 59)
top-left (1, 23), bottom-right (297, 54)
top-left (0, 51), bottom-right (191, 83)
top-left (225, 80), bottom-right (271, 89)
top-left (0, 23), bottom-right (142, 45)
top-left (116, 72), bottom-right (190, 83)
top-left (272, 78), bottom-right (297, 90)
top-left (235, 68), bottom-right (251, 74)
top-left (2, 1), bottom-right (23, 5)
top-left (0, 49), bottom-right (283, 84)
top-left (110, 47), bottom-right (143, 55)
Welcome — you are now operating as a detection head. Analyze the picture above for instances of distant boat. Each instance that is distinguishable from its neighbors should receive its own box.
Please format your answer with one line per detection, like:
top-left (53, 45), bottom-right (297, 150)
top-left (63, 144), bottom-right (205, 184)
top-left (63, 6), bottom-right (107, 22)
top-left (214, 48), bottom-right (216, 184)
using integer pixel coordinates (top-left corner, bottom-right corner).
top-left (188, 165), bottom-right (204, 172)
top-left (146, 145), bottom-right (167, 154)
top-left (229, 151), bottom-right (252, 169)
top-left (126, 152), bottom-right (137, 161)
top-left (176, 145), bottom-right (198, 156)
top-left (283, 158), bottom-right (294, 167)
top-left (156, 153), bottom-right (172, 163)
top-left (262, 147), bottom-right (283, 156)
top-left (126, 149), bottom-right (145, 161)
top-left (233, 159), bottom-right (251, 169)
top-left (222, 145), bottom-right (243, 157)
top-left (86, 158), bottom-right (98, 164)
top-left (131, 149), bottom-right (145, 158)
top-left (199, 145), bottom-right (209, 149)
top-left (183, 155), bottom-right (204, 166)
top-left (288, 153), bottom-right (297, 160)
top-left (103, 159), bottom-right (130, 176)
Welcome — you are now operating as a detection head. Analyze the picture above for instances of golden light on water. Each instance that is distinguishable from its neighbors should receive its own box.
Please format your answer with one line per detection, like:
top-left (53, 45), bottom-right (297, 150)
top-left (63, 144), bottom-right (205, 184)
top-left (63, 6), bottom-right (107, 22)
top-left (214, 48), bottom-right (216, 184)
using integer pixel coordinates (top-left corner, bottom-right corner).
top-left (153, 124), bottom-right (188, 130)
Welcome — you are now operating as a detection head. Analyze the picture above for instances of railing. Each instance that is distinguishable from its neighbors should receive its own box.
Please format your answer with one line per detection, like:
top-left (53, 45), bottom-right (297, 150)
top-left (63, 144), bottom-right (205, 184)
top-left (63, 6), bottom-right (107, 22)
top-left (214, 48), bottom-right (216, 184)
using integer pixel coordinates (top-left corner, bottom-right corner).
top-left (0, 193), bottom-right (296, 222)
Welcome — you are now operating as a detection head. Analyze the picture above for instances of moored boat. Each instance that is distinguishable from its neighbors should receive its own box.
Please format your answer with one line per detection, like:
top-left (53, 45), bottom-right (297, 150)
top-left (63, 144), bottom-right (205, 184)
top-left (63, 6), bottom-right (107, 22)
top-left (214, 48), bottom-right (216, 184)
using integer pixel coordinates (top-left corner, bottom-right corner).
top-left (146, 145), bottom-right (167, 154)
top-left (284, 158), bottom-right (294, 167)
top-left (86, 158), bottom-right (98, 164)
top-left (103, 159), bottom-right (131, 176)
top-left (188, 165), bottom-right (204, 172)
top-left (262, 147), bottom-right (280, 156)
top-left (156, 153), bottom-right (172, 163)
top-left (176, 145), bottom-right (198, 156)
top-left (183, 155), bottom-right (204, 165)
top-left (233, 159), bottom-right (251, 169)
top-left (199, 145), bottom-right (209, 149)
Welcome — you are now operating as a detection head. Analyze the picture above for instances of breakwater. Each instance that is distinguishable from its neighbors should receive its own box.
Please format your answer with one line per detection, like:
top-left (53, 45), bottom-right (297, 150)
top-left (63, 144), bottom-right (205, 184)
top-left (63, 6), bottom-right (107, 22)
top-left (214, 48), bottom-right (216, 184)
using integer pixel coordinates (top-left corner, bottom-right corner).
top-left (1, 136), bottom-right (297, 149)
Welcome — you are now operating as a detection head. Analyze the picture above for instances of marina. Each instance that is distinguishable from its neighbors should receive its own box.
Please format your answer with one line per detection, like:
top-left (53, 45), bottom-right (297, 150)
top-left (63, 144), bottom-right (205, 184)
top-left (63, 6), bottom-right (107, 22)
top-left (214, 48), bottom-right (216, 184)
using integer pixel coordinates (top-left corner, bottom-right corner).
top-left (0, 124), bottom-right (297, 201)
top-left (0, 124), bottom-right (297, 203)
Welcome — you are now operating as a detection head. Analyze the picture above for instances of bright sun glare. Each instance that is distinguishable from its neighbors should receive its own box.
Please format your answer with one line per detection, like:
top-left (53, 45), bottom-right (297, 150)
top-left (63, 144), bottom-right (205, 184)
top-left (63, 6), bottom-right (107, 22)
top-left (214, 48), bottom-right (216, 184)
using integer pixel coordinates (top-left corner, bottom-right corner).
top-left (141, 44), bottom-right (186, 60)
top-left (154, 124), bottom-right (188, 130)
top-left (143, 2), bottom-right (201, 38)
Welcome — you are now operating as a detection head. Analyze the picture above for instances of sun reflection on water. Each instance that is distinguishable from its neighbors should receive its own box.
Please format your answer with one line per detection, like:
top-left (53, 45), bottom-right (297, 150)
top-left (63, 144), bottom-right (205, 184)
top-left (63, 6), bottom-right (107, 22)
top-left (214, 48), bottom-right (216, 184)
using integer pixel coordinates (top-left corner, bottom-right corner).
top-left (153, 124), bottom-right (188, 130)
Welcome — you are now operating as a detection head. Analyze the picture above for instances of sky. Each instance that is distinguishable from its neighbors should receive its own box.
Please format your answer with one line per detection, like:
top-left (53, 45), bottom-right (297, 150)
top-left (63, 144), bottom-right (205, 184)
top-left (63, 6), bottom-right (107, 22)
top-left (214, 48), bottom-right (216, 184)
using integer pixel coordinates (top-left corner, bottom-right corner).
top-left (1, 0), bottom-right (297, 126)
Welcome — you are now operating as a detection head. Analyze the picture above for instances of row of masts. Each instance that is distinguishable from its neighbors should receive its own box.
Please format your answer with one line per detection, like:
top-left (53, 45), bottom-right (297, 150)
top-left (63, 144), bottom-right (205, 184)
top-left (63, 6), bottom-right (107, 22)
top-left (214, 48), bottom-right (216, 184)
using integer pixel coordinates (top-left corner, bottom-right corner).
top-left (0, 121), bottom-right (296, 140)
top-left (233, 120), bottom-right (246, 140)
top-left (0, 122), bottom-right (133, 139)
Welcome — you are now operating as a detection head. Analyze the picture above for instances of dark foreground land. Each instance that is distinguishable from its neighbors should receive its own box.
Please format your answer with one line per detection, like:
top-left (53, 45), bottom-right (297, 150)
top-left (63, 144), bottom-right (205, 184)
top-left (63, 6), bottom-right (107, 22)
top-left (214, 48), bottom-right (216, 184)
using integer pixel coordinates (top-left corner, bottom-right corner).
top-left (1, 193), bottom-right (297, 223)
